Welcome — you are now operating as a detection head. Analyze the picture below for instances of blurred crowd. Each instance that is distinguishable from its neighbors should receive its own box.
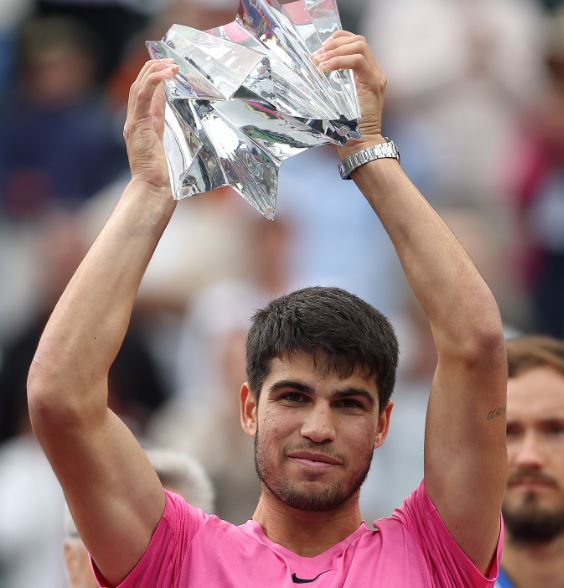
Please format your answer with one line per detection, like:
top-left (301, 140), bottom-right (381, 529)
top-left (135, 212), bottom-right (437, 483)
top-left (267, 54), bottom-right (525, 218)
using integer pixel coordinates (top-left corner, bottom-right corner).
top-left (0, 0), bottom-right (563, 586)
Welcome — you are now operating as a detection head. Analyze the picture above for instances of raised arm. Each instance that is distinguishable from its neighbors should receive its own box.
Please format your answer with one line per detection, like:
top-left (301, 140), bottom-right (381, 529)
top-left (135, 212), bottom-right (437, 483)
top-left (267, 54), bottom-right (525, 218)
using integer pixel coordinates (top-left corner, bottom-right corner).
top-left (316, 33), bottom-right (507, 573)
top-left (27, 59), bottom-right (180, 586)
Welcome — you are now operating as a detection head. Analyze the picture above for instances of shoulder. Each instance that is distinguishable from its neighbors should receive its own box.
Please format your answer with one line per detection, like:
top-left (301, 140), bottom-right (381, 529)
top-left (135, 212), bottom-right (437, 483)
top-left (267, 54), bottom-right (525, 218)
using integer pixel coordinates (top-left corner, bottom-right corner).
top-left (372, 482), bottom-right (433, 537)
top-left (92, 491), bottom-right (235, 588)
top-left (372, 482), bottom-right (503, 587)
top-left (161, 490), bottom-right (221, 537)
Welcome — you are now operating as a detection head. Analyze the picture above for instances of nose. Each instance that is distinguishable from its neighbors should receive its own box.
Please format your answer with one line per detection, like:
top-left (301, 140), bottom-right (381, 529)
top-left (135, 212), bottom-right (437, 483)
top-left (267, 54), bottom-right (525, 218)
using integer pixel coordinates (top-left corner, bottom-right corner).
top-left (300, 403), bottom-right (336, 444)
top-left (511, 431), bottom-right (545, 470)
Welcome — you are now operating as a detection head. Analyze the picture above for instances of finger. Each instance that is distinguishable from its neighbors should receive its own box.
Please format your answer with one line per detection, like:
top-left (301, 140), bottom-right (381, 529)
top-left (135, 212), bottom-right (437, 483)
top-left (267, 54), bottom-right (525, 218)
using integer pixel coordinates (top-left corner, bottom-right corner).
top-left (133, 65), bottom-right (178, 121)
top-left (323, 31), bottom-right (362, 53)
top-left (327, 30), bottom-right (356, 42)
top-left (315, 40), bottom-right (369, 63)
top-left (128, 60), bottom-right (168, 106)
top-left (312, 31), bottom-right (355, 53)
top-left (320, 43), bottom-right (382, 77)
top-left (150, 84), bottom-right (167, 137)
top-left (137, 59), bottom-right (170, 82)
top-left (127, 59), bottom-right (175, 118)
top-left (323, 35), bottom-right (371, 57)
top-left (318, 39), bottom-right (384, 80)
top-left (138, 58), bottom-right (175, 92)
top-left (124, 63), bottom-right (178, 141)
top-left (133, 59), bottom-right (175, 109)
top-left (318, 53), bottom-right (380, 88)
top-left (314, 35), bottom-right (376, 68)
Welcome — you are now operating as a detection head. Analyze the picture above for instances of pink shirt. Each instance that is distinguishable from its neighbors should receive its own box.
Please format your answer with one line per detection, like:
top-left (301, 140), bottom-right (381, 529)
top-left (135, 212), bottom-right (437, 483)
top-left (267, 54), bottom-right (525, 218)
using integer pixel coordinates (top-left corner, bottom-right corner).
top-left (94, 482), bottom-right (502, 587)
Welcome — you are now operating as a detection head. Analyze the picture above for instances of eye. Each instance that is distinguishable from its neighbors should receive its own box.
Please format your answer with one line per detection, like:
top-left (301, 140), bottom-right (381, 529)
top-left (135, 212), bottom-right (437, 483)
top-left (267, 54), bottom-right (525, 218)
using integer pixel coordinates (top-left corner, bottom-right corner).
top-left (333, 398), bottom-right (364, 410)
top-left (506, 423), bottom-right (521, 438)
top-left (544, 421), bottom-right (564, 436)
top-left (280, 392), bottom-right (308, 404)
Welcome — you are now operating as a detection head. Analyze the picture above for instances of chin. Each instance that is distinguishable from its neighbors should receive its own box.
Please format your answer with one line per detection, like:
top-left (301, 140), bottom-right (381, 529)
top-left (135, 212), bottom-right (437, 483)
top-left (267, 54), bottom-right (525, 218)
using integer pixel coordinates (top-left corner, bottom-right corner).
top-left (282, 487), bottom-right (347, 512)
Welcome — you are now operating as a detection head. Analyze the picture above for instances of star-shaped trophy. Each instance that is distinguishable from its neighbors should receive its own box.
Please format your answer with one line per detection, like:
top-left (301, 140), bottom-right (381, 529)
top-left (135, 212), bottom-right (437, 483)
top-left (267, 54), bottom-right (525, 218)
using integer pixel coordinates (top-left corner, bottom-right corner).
top-left (147, 0), bottom-right (360, 219)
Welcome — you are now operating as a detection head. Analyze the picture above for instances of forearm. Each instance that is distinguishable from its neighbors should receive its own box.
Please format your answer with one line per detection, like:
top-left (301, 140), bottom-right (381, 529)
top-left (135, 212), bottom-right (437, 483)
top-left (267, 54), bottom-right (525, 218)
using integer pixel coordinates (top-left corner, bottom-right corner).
top-left (28, 180), bottom-right (176, 414)
top-left (352, 156), bottom-right (503, 355)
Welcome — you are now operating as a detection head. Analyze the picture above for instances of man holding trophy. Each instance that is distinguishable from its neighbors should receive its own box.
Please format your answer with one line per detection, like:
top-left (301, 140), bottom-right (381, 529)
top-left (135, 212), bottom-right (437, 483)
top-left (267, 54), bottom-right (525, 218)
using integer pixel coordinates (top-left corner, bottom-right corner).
top-left (28, 2), bottom-right (507, 585)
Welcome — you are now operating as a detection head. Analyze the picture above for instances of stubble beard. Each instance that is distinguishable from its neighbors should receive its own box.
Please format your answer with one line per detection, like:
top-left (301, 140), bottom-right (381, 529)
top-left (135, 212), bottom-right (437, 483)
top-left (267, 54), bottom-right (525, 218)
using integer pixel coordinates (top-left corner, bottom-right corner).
top-left (254, 428), bottom-right (373, 512)
top-left (503, 493), bottom-right (564, 545)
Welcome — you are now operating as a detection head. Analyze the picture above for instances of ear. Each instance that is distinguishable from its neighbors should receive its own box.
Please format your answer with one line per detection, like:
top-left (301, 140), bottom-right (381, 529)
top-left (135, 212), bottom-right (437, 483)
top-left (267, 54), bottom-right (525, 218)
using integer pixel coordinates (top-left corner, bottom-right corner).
top-left (374, 401), bottom-right (394, 449)
top-left (240, 382), bottom-right (258, 437)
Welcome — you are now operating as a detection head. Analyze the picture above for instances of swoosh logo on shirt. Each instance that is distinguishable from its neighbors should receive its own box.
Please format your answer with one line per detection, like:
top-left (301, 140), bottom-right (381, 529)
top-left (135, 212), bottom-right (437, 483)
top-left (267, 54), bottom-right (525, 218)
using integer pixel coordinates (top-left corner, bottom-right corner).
top-left (291, 570), bottom-right (332, 584)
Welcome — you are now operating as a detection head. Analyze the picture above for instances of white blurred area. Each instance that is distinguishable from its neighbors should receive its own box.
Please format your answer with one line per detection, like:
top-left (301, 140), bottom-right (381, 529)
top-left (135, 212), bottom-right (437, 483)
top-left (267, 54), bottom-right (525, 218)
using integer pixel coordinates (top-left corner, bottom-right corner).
top-left (1, 0), bottom-right (564, 586)
top-left (362, 0), bottom-right (546, 205)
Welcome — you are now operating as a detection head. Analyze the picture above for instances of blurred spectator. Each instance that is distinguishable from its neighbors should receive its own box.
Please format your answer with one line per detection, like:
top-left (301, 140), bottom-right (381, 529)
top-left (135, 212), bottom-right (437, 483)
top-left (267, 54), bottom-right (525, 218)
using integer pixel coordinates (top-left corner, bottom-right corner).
top-left (0, 0), bottom-right (33, 91)
top-left (0, 212), bottom-right (170, 445)
top-left (63, 448), bottom-right (214, 588)
top-left (37, 0), bottom-right (149, 82)
top-left (0, 434), bottom-right (65, 588)
top-left (0, 220), bottom-right (39, 342)
top-left (509, 9), bottom-right (564, 338)
top-left (0, 212), bottom-right (86, 443)
top-left (0, 16), bottom-right (126, 221)
top-left (537, 0), bottom-right (564, 12)
top-left (143, 447), bottom-right (215, 512)
top-left (361, 0), bottom-right (546, 209)
top-left (334, 0), bottom-right (362, 32)
top-left (108, 0), bottom-right (238, 110)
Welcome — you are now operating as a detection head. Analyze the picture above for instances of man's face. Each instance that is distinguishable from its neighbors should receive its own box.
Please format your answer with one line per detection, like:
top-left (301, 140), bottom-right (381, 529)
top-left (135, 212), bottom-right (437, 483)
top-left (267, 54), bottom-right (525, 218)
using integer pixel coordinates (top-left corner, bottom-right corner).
top-left (503, 366), bottom-right (564, 543)
top-left (241, 353), bottom-right (392, 511)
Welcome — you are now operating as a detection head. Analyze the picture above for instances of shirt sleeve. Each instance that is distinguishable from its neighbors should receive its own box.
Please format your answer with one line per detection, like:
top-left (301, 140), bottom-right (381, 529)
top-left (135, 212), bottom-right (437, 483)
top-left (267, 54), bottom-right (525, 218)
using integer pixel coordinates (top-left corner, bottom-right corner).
top-left (92, 490), bottom-right (207, 588)
top-left (393, 482), bottom-right (503, 587)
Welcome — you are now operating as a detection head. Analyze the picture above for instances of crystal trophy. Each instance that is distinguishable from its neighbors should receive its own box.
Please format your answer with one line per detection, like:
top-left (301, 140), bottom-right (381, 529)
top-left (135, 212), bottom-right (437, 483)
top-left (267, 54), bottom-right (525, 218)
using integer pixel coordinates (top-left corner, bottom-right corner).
top-left (147, 0), bottom-right (360, 219)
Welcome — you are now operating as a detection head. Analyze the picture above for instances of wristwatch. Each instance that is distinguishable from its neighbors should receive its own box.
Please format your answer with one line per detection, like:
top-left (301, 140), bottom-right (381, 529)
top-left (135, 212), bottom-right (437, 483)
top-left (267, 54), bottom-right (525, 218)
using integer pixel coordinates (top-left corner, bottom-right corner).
top-left (338, 138), bottom-right (400, 180)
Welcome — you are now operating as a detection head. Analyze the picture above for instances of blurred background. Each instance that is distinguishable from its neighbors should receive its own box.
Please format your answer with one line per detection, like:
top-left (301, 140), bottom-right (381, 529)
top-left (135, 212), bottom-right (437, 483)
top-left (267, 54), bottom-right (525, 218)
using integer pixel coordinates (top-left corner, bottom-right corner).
top-left (0, 0), bottom-right (563, 585)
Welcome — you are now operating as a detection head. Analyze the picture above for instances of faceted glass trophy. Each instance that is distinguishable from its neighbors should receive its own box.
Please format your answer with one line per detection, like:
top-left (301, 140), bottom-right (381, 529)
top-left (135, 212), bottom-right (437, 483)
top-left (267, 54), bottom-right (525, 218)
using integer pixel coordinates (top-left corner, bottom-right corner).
top-left (147, 0), bottom-right (360, 219)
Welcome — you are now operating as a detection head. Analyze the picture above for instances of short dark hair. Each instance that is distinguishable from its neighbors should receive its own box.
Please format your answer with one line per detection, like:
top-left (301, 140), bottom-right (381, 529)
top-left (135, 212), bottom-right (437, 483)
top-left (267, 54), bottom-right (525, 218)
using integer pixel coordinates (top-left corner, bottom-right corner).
top-left (507, 335), bottom-right (564, 378)
top-left (246, 287), bottom-right (399, 413)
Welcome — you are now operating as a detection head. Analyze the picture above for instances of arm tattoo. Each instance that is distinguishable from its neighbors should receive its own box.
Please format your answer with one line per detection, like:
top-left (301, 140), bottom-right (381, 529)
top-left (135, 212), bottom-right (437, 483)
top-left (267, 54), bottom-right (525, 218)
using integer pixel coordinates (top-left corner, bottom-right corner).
top-left (486, 407), bottom-right (505, 421)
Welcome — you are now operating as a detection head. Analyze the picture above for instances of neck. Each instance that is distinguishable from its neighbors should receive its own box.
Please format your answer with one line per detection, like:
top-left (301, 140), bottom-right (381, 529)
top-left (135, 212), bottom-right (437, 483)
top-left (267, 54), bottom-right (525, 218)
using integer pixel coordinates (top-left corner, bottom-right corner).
top-left (251, 486), bottom-right (363, 557)
top-left (502, 533), bottom-right (564, 588)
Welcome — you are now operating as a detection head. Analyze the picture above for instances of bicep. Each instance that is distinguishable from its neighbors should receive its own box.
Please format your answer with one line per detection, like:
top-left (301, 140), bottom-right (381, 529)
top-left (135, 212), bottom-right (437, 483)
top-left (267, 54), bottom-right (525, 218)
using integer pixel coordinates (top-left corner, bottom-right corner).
top-left (424, 349), bottom-right (507, 574)
top-left (34, 396), bottom-right (165, 587)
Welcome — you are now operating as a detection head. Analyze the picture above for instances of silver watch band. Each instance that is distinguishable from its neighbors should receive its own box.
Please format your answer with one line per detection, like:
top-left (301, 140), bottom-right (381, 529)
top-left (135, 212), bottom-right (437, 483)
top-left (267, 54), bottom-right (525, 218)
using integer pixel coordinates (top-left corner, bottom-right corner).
top-left (338, 139), bottom-right (400, 180)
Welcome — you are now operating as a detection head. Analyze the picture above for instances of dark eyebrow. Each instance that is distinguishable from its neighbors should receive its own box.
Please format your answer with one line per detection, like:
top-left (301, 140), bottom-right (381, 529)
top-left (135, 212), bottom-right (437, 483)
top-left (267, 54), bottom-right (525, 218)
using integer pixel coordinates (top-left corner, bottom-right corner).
top-left (333, 388), bottom-right (376, 408)
top-left (267, 380), bottom-right (315, 396)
